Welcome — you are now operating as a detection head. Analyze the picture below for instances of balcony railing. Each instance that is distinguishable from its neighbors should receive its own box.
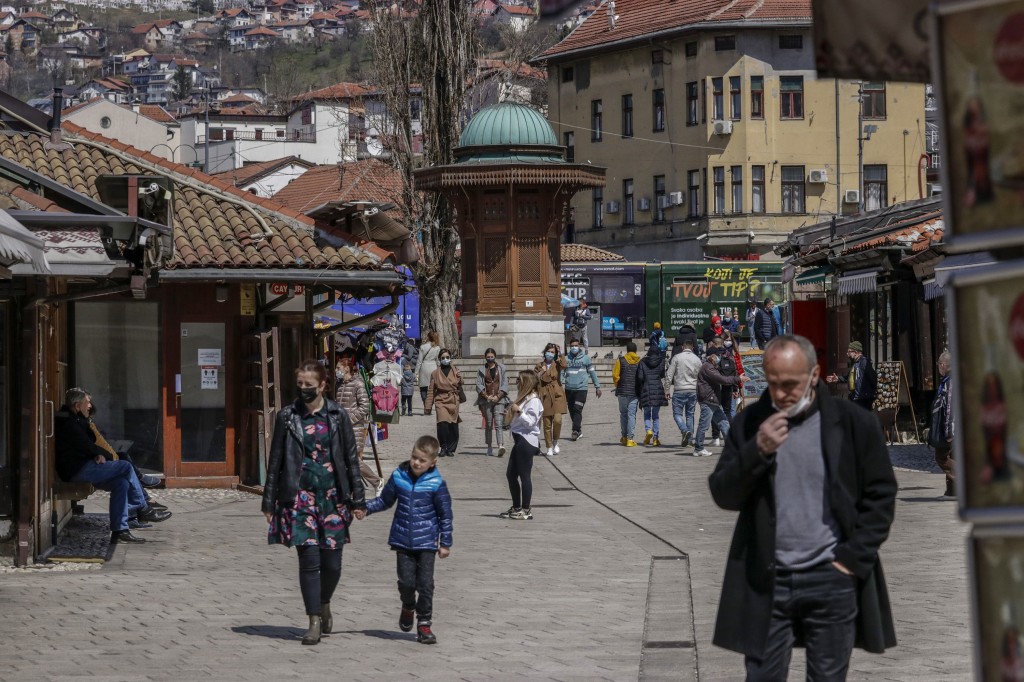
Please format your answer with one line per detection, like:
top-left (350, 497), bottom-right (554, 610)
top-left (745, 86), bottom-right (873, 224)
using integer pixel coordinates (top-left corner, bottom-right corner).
top-left (198, 130), bottom-right (316, 143)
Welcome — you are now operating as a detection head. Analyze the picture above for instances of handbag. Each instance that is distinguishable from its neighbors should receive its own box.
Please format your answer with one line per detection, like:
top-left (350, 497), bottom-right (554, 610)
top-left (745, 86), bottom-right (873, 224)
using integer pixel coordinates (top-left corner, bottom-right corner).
top-left (458, 383), bottom-right (467, 404)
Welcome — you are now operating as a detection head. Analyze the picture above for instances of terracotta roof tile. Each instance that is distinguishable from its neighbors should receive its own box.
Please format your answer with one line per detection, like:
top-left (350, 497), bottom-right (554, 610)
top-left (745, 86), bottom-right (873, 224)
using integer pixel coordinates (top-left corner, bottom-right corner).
top-left (138, 105), bottom-right (176, 123)
top-left (213, 156), bottom-right (312, 186)
top-left (540, 0), bottom-right (811, 61)
top-left (840, 215), bottom-right (944, 255)
top-left (560, 243), bottom-right (625, 262)
top-left (0, 127), bottom-right (394, 271)
top-left (292, 82), bottom-right (370, 102)
top-left (271, 159), bottom-right (404, 214)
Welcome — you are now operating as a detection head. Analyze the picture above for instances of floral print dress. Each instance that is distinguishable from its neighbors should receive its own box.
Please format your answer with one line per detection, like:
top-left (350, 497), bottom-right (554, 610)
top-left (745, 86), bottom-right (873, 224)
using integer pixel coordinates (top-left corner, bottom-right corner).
top-left (268, 408), bottom-right (352, 548)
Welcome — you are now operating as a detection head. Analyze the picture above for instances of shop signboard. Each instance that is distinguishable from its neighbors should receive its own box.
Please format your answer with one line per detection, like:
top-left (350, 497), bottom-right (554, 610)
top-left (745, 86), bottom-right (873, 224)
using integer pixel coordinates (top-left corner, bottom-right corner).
top-left (933, 0), bottom-right (1024, 251)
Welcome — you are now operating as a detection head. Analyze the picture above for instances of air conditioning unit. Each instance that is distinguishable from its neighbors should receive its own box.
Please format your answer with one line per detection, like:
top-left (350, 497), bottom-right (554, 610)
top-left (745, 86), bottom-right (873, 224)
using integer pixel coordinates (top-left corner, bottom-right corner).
top-left (712, 119), bottom-right (733, 135)
top-left (808, 169), bottom-right (828, 184)
top-left (668, 191), bottom-right (685, 205)
top-left (843, 189), bottom-right (860, 204)
top-left (637, 197), bottom-right (652, 211)
top-left (606, 200), bottom-right (620, 214)
top-left (657, 195), bottom-right (671, 209)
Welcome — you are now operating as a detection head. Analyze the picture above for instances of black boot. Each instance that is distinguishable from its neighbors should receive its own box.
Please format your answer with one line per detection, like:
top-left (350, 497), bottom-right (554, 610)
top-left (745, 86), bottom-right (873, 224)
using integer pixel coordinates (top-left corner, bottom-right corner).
top-left (138, 506), bottom-right (172, 523)
top-left (320, 603), bottom-right (332, 634)
top-left (302, 615), bottom-right (321, 645)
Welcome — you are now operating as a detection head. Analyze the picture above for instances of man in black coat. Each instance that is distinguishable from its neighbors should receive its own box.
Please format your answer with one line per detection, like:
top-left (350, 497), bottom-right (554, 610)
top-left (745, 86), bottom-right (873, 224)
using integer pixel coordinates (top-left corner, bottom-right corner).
top-left (827, 340), bottom-right (877, 411)
top-left (708, 335), bottom-right (896, 680)
top-left (753, 298), bottom-right (780, 350)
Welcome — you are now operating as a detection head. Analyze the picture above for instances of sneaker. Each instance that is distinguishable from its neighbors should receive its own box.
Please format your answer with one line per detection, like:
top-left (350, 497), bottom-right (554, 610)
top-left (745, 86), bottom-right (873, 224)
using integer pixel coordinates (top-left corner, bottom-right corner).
top-left (695, 448), bottom-right (713, 457)
top-left (487, 446), bottom-right (494, 457)
top-left (417, 622), bottom-right (437, 644)
top-left (510, 508), bottom-right (533, 520)
top-left (643, 430), bottom-right (654, 445)
top-left (712, 437), bottom-right (721, 447)
top-left (376, 479), bottom-right (385, 496)
top-left (620, 436), bottom-right (628, 446)
top-left (681, 431), bottom-right (691, 448)
top-left (652, 437), bottom-right (661, 447)
top-left (553, 442), bottom-right (560, 454)
top-left (499, 507), bottom-right (519, 518)
top-left (545, 447), bottom-right (554, 456)
top-left (571, 431), bottom-right (581, 441)
top-left (399, 607), bottom-right (415, 632)
top-left (497, 445), bottom-right (506, 457)
top-left (625, 439), bottom-right (638, 447)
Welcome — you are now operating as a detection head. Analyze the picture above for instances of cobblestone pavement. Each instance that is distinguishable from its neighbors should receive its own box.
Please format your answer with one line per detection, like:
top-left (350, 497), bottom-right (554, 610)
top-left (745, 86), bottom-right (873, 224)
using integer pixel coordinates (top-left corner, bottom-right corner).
top-left (0, 396), bottom-right (969, 681)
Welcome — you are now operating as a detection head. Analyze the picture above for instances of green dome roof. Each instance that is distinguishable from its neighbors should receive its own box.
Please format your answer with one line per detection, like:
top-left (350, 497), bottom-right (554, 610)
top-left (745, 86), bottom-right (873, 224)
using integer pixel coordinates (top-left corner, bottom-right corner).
top-left (459, 102), bottom-right (558, 148)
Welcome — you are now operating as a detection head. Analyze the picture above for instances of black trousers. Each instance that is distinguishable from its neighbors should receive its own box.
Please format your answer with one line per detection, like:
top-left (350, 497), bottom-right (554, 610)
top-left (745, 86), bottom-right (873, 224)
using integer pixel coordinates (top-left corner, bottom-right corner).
top-left (401, 395), bottom-right (413, 414)
top-left (420, 386), bottom-right (428, 407)
top-left (296, 545), bottom-right (343, 616)
top-left (396, 549), bottom-right (436, 623)
top-left (506, 433), bottom-right (538, 509)
top-left (437, 421), bottom-right (459, 454)
top-left (744, 563), bottom-right (858, 682)
top-left (565, 389), bottom-right (587, 434)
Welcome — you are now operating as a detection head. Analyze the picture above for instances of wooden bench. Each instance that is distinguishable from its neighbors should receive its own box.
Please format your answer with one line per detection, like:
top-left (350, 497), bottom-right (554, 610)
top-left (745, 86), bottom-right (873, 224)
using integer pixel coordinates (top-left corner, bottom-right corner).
top-left (54, 481), bottom-right (96, 515)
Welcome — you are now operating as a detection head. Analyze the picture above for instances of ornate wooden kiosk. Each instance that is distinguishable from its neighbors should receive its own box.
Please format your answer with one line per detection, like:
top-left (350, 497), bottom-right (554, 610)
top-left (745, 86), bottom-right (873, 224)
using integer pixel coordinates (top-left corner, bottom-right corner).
top-left (415, 102), bottom-right (605, 357)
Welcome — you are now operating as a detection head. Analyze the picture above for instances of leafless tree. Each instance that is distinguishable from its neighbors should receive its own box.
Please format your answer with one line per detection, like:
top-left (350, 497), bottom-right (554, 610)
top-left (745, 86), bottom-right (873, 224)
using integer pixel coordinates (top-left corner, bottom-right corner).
top-left (368, 0), bottom-right (476, 355)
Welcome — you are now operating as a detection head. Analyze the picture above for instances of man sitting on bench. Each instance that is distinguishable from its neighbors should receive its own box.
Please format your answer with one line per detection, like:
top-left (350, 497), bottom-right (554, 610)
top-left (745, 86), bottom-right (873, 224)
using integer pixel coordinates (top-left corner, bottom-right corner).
top-left (55, 388), bottom-right (171, 544)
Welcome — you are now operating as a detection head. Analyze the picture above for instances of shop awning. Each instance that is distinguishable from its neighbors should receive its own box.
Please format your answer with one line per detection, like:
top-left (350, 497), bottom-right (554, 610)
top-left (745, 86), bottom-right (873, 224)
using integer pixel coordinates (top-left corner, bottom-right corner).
top-left (8, 227), bottom-right (130, 277)
top-left (0, 210), bottom-right (48, 275)
top-left (795, 264), bottom-right (833, 285)
top-left (836, 268), bottom-right (880, 296)
top-left (924, 252), bottom-right (997, 301)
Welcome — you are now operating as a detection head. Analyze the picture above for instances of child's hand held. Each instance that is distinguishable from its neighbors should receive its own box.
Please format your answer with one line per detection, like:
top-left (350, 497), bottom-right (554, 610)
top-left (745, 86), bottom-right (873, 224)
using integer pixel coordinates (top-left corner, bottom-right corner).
top-left (438, 547), bottom-right (450, 559)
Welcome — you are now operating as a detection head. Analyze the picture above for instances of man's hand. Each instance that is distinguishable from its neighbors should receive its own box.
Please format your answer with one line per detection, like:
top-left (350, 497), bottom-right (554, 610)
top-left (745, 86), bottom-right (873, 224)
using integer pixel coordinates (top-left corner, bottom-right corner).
top-left (353, 509), bottom-right (366, 520)
top-left (438, 547), bottom-right (450, 559)
top-left (94, 455), bottom-right (106, 464)
top-left (831, 560), bottom-right (853, 576)
top-left (825, 373), bottom-right (839, 384)
top-left (757, 411), bottom-right (789, 456)
top-left (595, 388), bottom-right (602, 398)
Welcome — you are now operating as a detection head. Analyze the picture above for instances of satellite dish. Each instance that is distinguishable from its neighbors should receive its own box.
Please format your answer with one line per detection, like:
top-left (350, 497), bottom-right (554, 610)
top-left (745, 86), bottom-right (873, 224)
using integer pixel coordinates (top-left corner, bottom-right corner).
top-left (366, 137), bottom-right (383, 157)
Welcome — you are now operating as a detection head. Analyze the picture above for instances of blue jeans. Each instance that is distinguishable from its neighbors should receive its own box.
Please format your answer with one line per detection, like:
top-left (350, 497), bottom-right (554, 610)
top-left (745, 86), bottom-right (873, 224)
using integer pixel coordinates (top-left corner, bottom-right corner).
top-left (617, 395), bottom-right (638, 439)
top-left (72, 459), bottom-right (147, 532)
top-left (695, 402), bottom-right (730, 450)
top-left (643, 406), bottom-right (661, 436)
top-left (672, 392), bottom-right (697, 436)
top-left (744, 563), bottom-right (858, 680)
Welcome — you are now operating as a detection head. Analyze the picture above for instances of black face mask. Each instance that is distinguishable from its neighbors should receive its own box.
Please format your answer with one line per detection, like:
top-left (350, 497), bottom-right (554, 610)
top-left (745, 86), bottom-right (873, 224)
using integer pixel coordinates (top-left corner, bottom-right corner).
top-left (299, 386), bottom-right (320, 404)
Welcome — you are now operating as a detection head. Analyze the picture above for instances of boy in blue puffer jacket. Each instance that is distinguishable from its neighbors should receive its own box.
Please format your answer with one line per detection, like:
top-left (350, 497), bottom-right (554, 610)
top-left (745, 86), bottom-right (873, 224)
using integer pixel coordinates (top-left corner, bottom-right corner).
top-left (358, 434), bottom-right (453, 645)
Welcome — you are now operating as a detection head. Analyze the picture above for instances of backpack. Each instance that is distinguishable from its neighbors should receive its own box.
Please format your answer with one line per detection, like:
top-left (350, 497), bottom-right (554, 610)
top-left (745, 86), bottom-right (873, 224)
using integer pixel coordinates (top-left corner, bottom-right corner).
top-left (719, 354), bottom-right (736, 377)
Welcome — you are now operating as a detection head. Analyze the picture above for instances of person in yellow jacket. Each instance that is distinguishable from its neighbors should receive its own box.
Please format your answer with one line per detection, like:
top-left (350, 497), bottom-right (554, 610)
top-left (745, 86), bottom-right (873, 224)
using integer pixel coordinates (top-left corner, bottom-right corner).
top-left (611, 341), bottom-right (642, 446)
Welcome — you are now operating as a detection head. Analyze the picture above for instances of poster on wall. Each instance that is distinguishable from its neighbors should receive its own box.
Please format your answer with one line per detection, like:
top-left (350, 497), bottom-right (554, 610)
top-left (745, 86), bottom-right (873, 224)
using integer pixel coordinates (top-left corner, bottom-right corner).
top-left (948, 260), bottom-right (1024, 521)
top-left (661, 266), bottom-right (782, 333)
top-left (934, 0), bottom-right (1024, 251)
top-left (970, 527), bottom-right (1024, 681)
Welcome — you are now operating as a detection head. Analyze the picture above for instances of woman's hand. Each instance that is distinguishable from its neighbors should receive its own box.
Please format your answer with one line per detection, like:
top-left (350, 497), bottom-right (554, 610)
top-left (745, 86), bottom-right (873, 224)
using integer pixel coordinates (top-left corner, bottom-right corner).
top-left (438, 547), bottom-right (451, 559)
top-left (264, 511), bottom-right (272, 524)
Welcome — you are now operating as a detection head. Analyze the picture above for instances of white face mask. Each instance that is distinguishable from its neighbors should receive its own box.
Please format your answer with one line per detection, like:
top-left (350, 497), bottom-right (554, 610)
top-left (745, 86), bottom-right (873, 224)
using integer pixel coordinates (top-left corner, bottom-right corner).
top-left (772, 371), bottom-right (816, 418)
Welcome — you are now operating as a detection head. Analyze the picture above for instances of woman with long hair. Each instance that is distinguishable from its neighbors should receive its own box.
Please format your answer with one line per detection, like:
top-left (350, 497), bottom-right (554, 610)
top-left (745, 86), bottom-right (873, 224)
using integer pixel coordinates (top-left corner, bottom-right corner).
top-left (501, 370), bottom-right (543, 520)
top-left (534, 342), bottom-right (568, 456)
top-left (476, 347), bottom-right (511, 457)
top-left (425, 348), bottom-right (463, 457)
top-left (263, 360), bottom-right (366, 645)
top-left (720, 329), bottom-right (745, 418)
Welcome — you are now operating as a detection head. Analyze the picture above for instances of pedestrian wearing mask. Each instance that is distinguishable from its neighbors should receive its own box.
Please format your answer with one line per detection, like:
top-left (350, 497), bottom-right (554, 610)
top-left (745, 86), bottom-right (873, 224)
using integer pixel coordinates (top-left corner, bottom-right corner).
top-left (720, 330), bottom-right (745, 419)
top-left (561, 338), bottom-right (602, 442)
top-left (416, 331), bottom-right (441, 409)
top-left (535, 343), bottom-right (568, 456)
top-left (335, 351), bottom-right (380, 495)
top-left (425, 349), bottom-right (463, 457)
top-left (475, 348), bottom-right (511, 457)
top-left (694, 347), bottom-right (744, 457)
top-left (722, 308), bottom-right (740, 335)
top-left (263, 360), bottom-right (366, 646)
top-left (826, 341), bottom-right (877, 411)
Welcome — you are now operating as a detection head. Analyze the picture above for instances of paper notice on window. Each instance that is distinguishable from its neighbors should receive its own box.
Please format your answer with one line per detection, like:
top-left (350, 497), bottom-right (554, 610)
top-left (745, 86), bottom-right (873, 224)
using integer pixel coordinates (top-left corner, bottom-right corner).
top-left (201, 367), bottom-right (218, 390)
top-left (198, 348), bottom-right (222, 366)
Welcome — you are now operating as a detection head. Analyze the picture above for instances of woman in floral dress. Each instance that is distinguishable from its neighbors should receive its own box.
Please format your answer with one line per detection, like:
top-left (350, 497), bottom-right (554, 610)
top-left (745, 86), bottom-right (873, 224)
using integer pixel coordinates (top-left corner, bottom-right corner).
top-left (262, 360), bottom-right (366, 645)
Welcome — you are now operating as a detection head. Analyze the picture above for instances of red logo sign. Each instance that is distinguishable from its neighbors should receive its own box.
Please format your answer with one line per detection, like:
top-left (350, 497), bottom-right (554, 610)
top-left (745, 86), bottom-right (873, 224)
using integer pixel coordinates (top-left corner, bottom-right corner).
top-left (269, 283), bottom-right (304, 296)
top-left (1011, 292), bottom-right (1024, 360)
top-left (995, 13), bottom-right (1024, 84)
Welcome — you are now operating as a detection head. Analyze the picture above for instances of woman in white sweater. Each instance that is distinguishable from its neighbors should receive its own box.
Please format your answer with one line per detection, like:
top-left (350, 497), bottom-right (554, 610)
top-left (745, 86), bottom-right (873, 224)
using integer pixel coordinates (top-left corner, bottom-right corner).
top-left (501, 370), bottom-right (544, 521)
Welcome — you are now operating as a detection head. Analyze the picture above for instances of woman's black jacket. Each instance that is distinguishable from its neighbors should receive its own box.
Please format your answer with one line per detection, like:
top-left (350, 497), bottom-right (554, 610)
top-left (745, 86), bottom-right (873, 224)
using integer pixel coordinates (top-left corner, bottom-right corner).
top-left (261, 397), bottom-right (367, 513)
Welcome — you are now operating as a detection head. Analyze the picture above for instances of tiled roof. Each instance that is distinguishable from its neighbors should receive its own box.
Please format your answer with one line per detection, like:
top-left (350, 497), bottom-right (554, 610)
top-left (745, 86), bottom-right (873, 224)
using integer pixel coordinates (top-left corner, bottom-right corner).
top-left (540, 0), bottom-right (811, 60)
top-left (839, 215), bottom-right (944, 255)
top-left (0, 126), bottom-right (393, 271)
top-left (272, 159), bottom-right (404, 214)
top-left (293, 82), bottom-right (369, 102)
top-left (497, 3), bottom-right (535, 16)
top-left (560, 243), bottom-right (625, 262)
top-left (214, 156), bottom-right (312, 186)
top-left (222, 93), bottom-right (259, 103)
top-left (138, 104), bottom-right (176, 123)
top-left (245, 26), bottom-right (278, 36)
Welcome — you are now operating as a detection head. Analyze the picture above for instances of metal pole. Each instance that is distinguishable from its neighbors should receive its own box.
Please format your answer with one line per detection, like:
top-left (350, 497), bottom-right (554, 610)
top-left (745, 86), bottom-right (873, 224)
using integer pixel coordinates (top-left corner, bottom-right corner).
top-left (835, 78), bottom-right (841, 215)
top-left (204, 90), bottom-right (210, 173)
top-left (857, 82), bottom-right (864, 214)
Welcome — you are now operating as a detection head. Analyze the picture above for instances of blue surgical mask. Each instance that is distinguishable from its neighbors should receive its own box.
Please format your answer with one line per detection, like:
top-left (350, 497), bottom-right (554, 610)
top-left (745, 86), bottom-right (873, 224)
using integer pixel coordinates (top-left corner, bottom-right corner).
top-left (724, 316), bottom-right (732, 322)
top-left (569, 347), bottom-right (581, 356)
top-left (544, 352), bottom-right (555, 360)
top-left (724, 341), bottom-right (733, 348)
top-left (440, 358), bottom-right (451, 366)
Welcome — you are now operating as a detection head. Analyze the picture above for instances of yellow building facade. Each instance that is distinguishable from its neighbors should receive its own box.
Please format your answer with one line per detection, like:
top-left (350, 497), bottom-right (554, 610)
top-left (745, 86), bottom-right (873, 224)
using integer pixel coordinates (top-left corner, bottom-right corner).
top-left (542, 23), bottom-right (926, 260)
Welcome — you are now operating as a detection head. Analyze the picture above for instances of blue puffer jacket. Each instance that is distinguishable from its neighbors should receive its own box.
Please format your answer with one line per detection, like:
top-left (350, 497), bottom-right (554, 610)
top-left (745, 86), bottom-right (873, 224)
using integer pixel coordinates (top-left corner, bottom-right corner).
top-left (366, 462), bottom-right (453, 550)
